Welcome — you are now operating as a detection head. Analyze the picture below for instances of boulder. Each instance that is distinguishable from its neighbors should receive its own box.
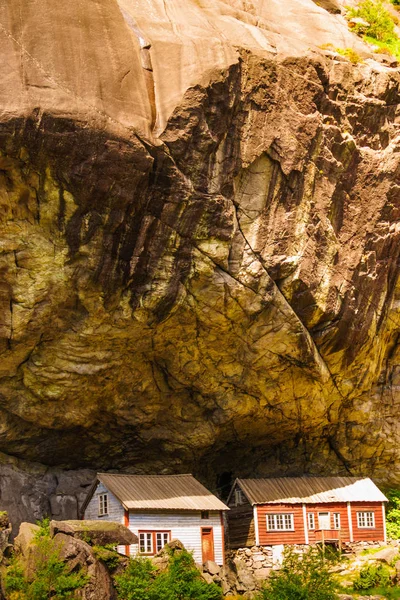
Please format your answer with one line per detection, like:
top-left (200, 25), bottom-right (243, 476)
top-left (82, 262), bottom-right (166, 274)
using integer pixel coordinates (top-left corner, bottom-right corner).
top-left (253, 567), bottom-right (271, 580)
top-left (14, 523), bottom-right (40, 557)
top-left (50, 520), bottom-right (137, 546)
top-left (201, 572), bottom-right (215, 585)
top-left (203, 560), bottom-right (220, 576)
top-left (312, 0), bottom-right (341, 13)
top-left (371, 547), bottom-right (398, 564)
top-left (54, 532), bottom-right (115, 600)
top-left (152, 538), bottom-right (186, 572)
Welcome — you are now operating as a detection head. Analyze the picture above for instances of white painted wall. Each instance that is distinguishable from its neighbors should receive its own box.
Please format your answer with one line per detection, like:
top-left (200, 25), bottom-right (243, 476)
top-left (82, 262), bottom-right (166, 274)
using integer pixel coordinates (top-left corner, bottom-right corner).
top-left (84, 486), bottom-right (225, 564)
top-left (83, 482), bottom-right (126, 553)
top-left (128, 511), bottom-right (224, 565)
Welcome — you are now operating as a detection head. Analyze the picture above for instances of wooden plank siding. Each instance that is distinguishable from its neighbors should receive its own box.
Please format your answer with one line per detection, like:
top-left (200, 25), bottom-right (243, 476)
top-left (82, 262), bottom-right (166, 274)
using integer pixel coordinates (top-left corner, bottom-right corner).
top-left (253, 501), bottom-right (386, 546)
top-left (127, 510), bottom-right (225, 565)
top-left (257, 503), bottom-right (306, 545)
top-left (306, 503), bottom-right (351, 544)
top-left (226, 504), bottom-right (255, 549)
top-left (351, 502), bottom-right (385, 542)
top-left (227, 483), bottom-right (255, 549)
top-left (83, 481), bottom-right (126, 553)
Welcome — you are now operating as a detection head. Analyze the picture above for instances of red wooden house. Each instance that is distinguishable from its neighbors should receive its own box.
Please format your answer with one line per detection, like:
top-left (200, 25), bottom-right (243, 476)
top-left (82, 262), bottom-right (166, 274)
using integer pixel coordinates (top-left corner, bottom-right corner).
top-left (227, 477), bottom-right (387, 548)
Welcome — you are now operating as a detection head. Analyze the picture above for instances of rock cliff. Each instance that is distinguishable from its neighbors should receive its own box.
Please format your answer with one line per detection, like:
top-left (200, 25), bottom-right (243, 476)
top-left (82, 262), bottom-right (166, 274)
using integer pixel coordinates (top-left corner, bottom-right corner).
top-left (0, 0), bottom-right (400, 496)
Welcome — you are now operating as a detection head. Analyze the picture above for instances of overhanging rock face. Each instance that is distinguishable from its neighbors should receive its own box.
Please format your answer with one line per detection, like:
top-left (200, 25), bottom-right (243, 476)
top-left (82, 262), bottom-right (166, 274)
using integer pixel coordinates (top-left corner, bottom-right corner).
top-left (0, 0), bottom-right (400, 484)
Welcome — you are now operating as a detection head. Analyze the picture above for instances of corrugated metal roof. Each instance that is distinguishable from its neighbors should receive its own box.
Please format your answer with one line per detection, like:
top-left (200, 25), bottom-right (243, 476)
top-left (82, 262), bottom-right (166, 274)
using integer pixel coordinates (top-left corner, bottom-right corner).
top-left (236, 477), bottom-right (387, 505)
top-left (97, 473), bottom-right (229, 511)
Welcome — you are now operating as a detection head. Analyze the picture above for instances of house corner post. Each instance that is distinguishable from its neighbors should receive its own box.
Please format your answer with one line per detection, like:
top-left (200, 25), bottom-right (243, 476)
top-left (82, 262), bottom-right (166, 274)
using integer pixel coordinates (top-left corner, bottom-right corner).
top-left (347, 502), bottom-right (353, 543)
top-left (382, 502), bottom-right (387, 543)
top-left (302, 504), bottom-right (309, 544)
top-left (124, 509), bottom-right (130, 556)
top-left (220, 512), bottom-right (226, 565)
top-left (253, 506), bottom-right (260, 546)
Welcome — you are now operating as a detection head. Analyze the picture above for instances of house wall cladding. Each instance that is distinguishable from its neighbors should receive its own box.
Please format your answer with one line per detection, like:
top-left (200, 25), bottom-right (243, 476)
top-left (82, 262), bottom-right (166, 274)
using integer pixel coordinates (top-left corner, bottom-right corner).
top-left (227, 489), bottom-right (255, 549)
top-left (84, 482), bottom-right (126, 553)
top-left (306, 503), bottom-right (350, 544)
top-left (127, 510), bottom-right (224, 565)
top-left (255, 501), bottom-right (385, 545)
top-left (351, 502), bottom-right (385, 542)
top-left (257, 503), bottom-right (305, 545)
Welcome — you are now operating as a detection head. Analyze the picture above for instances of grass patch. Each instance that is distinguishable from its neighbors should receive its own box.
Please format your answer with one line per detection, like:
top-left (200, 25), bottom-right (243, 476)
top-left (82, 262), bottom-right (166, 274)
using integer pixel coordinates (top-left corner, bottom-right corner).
top-left (364, 34), bottom-right (400, 58)
top-left (361, 546), bottom-right (388, 556)
top-left (335, 47), bottom-right (364, 63)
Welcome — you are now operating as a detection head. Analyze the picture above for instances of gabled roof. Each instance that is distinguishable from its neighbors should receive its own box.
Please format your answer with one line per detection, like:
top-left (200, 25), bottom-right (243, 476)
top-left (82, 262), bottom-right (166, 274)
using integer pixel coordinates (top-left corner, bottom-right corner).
top-left (96, 473), bottom-right (229, 511)
top-left (231, 477), bottom-right (387, 505)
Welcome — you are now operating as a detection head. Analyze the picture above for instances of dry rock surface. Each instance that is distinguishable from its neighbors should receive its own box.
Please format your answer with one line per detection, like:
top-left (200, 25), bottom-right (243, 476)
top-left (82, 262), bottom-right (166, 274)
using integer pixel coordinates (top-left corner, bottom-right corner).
top-left (0, 0), bottom-right (399, 490)
top-left (50, 520), bottom-right (138, 546)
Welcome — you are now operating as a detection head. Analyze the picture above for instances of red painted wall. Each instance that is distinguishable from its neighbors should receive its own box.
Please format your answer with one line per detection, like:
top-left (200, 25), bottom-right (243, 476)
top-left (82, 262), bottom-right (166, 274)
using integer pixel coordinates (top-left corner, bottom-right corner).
top-left (306, 503), bottom-right (350, 544)
top-left (256, 502), bottom-right (385, 545)
top-left (257, 503), bottom-right (306, 545)
top-left (351, 502), bottom-right (385, 542)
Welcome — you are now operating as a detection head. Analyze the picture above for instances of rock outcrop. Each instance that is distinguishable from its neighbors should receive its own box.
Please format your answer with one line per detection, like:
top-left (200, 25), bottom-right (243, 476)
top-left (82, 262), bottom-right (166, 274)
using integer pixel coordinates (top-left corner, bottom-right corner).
top-left (0, 454), bottom-right (93, 537)
top-left (0, 0), bottom-right (399, 489)
top-left (50, 520), bottom-right (138, 546)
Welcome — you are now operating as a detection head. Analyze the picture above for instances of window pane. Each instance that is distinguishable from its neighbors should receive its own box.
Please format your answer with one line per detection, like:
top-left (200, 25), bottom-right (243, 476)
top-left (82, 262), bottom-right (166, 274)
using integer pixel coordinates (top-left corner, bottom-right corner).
top-left (156, 533), bottom-right (162, 552)
top-left (146, 533), bottom-right (152, 552)
top-left (139, 533), bottom-right (146, 553)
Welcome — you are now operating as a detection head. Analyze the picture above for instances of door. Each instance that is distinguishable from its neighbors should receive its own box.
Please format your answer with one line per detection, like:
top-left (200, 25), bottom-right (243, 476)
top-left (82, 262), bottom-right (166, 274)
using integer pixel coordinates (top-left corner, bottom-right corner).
top-left (318, 512), bottom-right (330, 529)
top-left (201, 527), bottom-right (215, 563)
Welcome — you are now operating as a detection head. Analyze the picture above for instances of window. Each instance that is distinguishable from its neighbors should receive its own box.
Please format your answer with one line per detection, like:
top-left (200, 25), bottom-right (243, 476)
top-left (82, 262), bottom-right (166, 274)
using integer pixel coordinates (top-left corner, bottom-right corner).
top-left (357, 512), bottom-right (375, 528)
top-left (139, 531), bottom-right (170, 555)
top-left (156, 532), bottom-right (170, 552)
top-left (333, 513), bottom-right (341, 529)
top-left (308, 513), bottom-right (315, 530)
top-left (201, 511), bottom-right (210, 520)
top-left (266, 513), bottom-right (294, 531)
top-left (98, 494), bottom-right (108, 516)
top-left (235, 489), bottom-right (244, 506)
top-left (139, 532), bottom-right (153, 554)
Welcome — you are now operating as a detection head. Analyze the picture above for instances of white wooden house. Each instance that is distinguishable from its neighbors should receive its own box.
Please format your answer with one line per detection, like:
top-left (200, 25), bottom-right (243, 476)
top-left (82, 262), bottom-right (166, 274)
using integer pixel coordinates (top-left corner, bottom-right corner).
top-left (82, 473), bottom-right (229, 565)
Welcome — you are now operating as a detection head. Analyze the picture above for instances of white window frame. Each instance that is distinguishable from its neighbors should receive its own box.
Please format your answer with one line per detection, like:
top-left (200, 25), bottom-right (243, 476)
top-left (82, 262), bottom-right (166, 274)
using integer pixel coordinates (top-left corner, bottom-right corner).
top-left (139, 531), bottom-right (170, 555)
top-left (155, 531), bottom-right (170, 553)
top-left (357, 511), bottom-right (375, 528)
top-left (235, 489), bottom-right (244, 506)
top-left (139, 532), bottom-right (153, 554)
top-left (333, 513), bottom-right (341, 529)
top-left (266, 513), bottom-right (294, 531)
top-left (98, 493), bottom-right (108, 516)
top-left (308, 513), bottom-right (315, 530)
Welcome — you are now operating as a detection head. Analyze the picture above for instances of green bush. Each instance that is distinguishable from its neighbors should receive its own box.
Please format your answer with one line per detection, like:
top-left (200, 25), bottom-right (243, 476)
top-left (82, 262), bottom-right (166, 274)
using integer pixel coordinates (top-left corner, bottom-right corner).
top-left (256, 546), bottom-right (338, 600)
top-left (348, 0), bottom-right (396, 41)
top-left (335, 47), bottom-right (363, 63)
top-left (92, 545), bottom-right (121, 571)
top-left (114, 549), bottom-right (222, 600)
top-left (353, 562), bottom-right (391, 591)
top-left (386, 489), bottom-right (400, 539)
top-left (4, 519), bottom-right (89, 600)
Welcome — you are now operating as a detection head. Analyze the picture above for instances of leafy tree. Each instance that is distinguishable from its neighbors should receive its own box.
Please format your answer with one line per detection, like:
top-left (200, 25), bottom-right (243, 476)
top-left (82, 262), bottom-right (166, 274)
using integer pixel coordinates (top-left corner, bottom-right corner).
top-left (348, 0), bottom-right (396, 41)
top-left (256, 546), bottom-right (338, 600)
top-left (353, 562), bottom-right (391, 591)
top-left (386, 489), bottom-right (400, 539)
top-left (4, 519), bottom-right (88, 600)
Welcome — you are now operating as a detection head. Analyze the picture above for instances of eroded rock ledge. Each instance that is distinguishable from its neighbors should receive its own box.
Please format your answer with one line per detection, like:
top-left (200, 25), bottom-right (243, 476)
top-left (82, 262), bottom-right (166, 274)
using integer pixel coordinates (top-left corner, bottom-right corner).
top-left (0, 0), bottom-right (400, 487)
